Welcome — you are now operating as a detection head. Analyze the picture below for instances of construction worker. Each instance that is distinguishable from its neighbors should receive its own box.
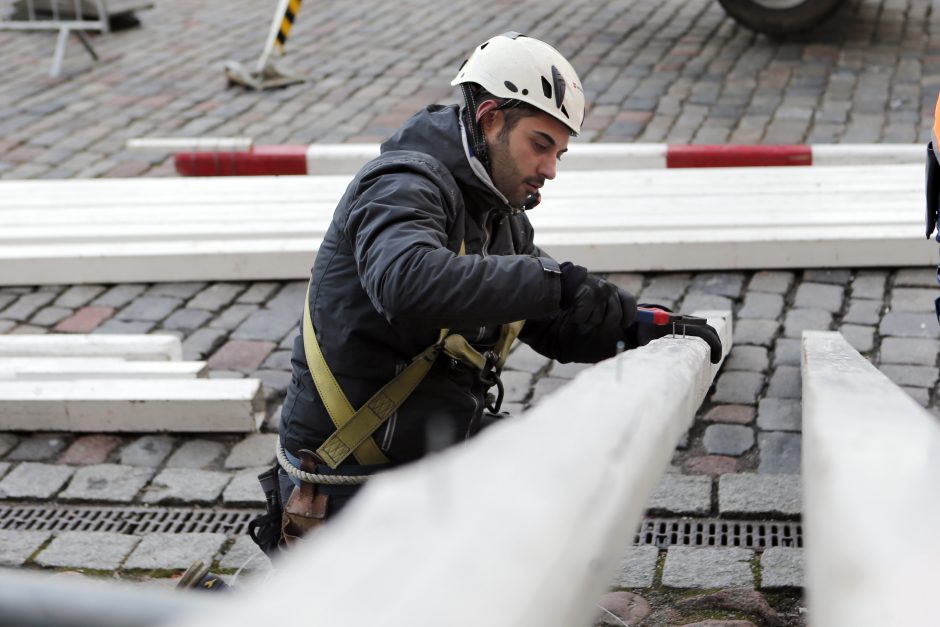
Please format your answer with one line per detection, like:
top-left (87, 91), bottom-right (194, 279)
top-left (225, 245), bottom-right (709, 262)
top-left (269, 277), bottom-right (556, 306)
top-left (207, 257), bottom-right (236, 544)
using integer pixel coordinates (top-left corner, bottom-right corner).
top-left (926, 91), bottom-right (940, 324)
top-left (250, 32), bottom-right (723, 554)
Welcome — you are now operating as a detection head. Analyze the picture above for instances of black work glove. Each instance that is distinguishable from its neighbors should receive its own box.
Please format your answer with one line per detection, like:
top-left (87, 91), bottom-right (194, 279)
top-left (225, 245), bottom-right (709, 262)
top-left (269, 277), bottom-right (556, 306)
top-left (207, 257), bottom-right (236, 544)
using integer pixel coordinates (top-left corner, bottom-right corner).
top-left (633, 304), bottom-right (723, 364)
top-left (559, 262), bottom-right (637, 329)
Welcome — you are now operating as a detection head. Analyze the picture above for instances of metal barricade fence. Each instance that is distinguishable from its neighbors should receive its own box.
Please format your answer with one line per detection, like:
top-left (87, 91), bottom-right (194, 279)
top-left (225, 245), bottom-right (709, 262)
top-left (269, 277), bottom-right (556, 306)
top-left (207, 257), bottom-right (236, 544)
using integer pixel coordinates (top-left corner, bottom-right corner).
top-left (0, 0), bottom-right (109, 77)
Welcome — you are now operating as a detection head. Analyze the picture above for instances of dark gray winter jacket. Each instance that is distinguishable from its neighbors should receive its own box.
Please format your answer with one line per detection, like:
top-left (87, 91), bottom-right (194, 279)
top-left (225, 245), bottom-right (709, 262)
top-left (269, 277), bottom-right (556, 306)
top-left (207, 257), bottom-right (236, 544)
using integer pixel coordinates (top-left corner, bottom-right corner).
top-left (279, 104), bottom-right (627, 464)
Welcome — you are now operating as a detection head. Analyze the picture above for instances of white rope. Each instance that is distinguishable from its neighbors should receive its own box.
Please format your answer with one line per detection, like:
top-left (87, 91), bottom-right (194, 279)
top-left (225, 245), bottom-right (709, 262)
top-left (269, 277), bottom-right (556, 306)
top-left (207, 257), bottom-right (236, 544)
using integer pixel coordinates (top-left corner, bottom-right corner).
top-left (275, 441), bottom-right (369, 485)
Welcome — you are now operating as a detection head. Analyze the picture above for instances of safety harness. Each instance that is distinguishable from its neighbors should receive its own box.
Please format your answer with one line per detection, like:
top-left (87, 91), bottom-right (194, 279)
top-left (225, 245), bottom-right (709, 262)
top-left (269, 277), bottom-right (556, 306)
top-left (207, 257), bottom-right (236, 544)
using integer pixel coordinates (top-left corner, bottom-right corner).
top-left (291, 242), bottom-right (523, 475)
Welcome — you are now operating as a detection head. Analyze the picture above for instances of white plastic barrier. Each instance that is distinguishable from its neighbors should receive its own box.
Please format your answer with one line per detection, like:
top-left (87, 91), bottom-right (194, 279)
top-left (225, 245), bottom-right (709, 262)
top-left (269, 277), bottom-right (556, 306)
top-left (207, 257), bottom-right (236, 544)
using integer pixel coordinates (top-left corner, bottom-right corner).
top-left (0, 164), bottom-right (929, 284)
top-left (802, 331), bottom-right (940, 627)
top-left (169, 312), bottom-right (731, 627)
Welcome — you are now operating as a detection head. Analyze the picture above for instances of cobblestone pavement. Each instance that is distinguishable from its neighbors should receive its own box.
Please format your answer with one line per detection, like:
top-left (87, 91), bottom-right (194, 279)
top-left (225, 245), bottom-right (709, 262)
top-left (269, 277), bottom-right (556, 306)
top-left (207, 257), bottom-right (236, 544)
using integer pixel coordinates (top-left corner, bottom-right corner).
top-left (2, 0), bottom-right (940, 624)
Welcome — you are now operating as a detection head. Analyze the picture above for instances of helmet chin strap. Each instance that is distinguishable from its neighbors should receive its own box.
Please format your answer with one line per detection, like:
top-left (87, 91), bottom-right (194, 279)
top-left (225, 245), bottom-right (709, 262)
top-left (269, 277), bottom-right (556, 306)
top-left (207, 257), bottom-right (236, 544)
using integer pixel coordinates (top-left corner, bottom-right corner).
top-left (460, 83), bottom-right (491, 170)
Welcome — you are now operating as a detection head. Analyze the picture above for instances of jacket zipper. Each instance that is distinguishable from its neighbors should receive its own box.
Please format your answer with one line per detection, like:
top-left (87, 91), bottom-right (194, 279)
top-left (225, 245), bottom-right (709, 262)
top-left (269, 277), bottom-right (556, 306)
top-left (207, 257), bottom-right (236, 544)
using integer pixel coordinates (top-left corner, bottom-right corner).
top-left (474, 210), bottom-right (496, 342)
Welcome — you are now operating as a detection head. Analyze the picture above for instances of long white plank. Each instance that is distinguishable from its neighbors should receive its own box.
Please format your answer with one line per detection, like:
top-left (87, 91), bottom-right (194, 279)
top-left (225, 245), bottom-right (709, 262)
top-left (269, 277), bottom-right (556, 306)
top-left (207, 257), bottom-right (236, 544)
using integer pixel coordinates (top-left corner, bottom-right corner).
top-left (0, 358), bottom-right (207, 380)
top-left (802, 331), bottom-right (940, 627)
top-left (0, 335), bottom-right (183, 361)
top-left (172, 312), bottom-right (731, 627)
top-left (0, 165), bottom-right (931, 283)
top-left (0, 379), bottom-right (264, 432)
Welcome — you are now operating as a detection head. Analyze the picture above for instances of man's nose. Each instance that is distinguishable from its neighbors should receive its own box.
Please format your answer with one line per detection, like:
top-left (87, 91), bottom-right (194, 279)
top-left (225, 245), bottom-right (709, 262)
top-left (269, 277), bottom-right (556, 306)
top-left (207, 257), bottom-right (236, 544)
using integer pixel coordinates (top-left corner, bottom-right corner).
top-left (538, 156), bottom-right (557, 181)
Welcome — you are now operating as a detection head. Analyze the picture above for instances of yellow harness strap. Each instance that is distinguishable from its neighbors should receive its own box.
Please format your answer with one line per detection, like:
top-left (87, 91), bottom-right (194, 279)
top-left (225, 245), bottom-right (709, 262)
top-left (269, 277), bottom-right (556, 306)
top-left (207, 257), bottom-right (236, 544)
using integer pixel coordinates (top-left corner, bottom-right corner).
top-left (304, 241), bottom-right (524, 469)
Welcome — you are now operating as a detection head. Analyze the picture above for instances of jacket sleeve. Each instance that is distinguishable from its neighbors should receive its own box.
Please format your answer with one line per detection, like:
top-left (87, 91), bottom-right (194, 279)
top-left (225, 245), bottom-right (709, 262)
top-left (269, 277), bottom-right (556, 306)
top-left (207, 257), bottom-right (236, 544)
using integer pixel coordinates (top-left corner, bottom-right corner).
top-left (343, 161), bottom-right (563, 329)
top-left (511, 214), bottom-right (639, 364)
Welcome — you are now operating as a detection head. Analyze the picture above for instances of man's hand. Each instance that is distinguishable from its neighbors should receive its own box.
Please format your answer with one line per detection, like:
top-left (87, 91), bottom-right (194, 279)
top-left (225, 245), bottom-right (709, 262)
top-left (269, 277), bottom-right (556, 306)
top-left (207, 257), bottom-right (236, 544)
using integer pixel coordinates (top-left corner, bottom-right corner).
top-left (633, 305), bottom-right (723, 364)
top-left (559, 262), bottom-right (636, 329)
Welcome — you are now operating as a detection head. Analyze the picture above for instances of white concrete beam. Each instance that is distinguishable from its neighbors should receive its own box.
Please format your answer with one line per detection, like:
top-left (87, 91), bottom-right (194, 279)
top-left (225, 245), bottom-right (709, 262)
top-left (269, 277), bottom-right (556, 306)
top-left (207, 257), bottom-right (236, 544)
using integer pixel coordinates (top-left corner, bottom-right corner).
top-left (0, 335), bottom-right (182, 361)
top-left (171, 311), bottom-right (732, 627)
top-left (802, 331), bottom-right (940, 627)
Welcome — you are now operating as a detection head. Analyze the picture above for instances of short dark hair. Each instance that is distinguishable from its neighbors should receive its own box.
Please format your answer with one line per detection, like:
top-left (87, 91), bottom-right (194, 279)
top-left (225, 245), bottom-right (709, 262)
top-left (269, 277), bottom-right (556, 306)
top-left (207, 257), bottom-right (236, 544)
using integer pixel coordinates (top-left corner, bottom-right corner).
top-left (469, 84), bottom-right (542, 141)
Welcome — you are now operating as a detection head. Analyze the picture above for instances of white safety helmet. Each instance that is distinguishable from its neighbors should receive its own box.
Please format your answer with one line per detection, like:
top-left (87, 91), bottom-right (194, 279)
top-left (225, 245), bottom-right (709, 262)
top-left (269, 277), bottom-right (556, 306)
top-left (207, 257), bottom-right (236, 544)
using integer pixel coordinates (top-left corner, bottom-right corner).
top-left (451, 32), bottom-right (585, 136)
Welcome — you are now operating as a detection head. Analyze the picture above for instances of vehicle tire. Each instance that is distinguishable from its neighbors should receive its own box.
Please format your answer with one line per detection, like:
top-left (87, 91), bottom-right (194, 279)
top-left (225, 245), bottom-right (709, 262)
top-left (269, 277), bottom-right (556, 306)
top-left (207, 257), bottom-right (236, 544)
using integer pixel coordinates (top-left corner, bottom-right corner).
top-left (716, 0), bottom-right (846, 36)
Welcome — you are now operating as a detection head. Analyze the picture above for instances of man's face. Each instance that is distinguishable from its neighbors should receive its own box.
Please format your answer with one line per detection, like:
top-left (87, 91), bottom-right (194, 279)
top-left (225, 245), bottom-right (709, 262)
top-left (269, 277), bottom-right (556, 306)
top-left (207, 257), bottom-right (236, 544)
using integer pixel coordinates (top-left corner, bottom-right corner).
top-left (482, 108), bottom-right (570, 208)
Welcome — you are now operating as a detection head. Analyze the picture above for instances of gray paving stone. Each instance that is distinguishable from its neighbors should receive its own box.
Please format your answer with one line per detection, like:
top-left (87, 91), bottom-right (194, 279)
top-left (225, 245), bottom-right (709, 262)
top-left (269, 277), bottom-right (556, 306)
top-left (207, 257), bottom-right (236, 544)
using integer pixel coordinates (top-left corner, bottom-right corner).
top-left (606, 273), bottom-right (644, 296)
top-left (218, 534), bottom-right (272, 575)
top-left (93, 319), bottom-right (156, 334)
top-left (662, 546), bottom-right (754, 588)
top-left (119, 435), bottom-right (176, 467)
top-left (0, 292), bottom-right (55, 321)
top-left (842, 299), bottom-right (882, 325)
top-left (29, 306), bottom-right (72, 326)
top-left (54, 285), bottom-right (105, 308)
top-left (142, 468), bottom-right (231, 504)
top-left (733, 319), bottom-right (780, 347)
top-left (161, 308), bottom-right (213, 333)
top-left (760, 547), bottom-right (804, 589)
top-left (267, 281), bottom-right (307, 311)
top-left (210, 304), bottom-right (259, 330)
top-left (879, 312), bottom-right (940, 339)
top-left (504, 342), bottom-right (551, 374)
top-left (224, 433), bottom-right (277, 469)
top-left (0, 434), bottom-right (20, 458)
top-left (165, 440), bottom-right (227, 469)
top-left (59, 464), bottom-right (154, 502)
top-left (0, 462), bottom-right (74, 499)
top-left (757, 398), bottom-right (802, 432)
top-left (838, 324), bottom-right (875, 353)
top-left (879, 338), bottom-right (940, 365)
top-left (647, 474), bottom-right (711, 515)
top-left (90, 284), bottom-right (146, 308)
top-left (254, 369), bottom-right (291, 399)
top-left (758, 432), bottom-right (802, 474)
top-left (772, 338), bottom-right (801, 368)
top-left (188, 283), bottom-right (246, 311)
top-left (116, 296), bottom-right (182, 322)
top-left (500, 370), bottom-right (532, 403)
top-left (748, 271), bottom-right (794, 294)
top-left (182, 327), bottom-right (227, 360)
top-left (783, 308), bottom-right (832, 338)
top-left (725, 346), bottom-right (769, 372)
top-left (640, 273), bottom-right (690, 301)
top-left (804, 269), bottom-right (852, 285)
top-left (0, 462), bottom-right (9, 479)
top-left (147, 282), bottom-right (207, 299)
top-left (231, 307), bottom-right (297, 342)
top-left (890, 288), bottom-right (938, 312)
top-left (894, 268), bottom-right (937, 287)
top-left (0, 530), bottom-right (52, 566)
top-left (236, 282), bottom-right (281, 304)
top-left (703, 424), bottom-right (755, 456)
top-left (689, 273), bottom-right (745, 299)
top-left (719, 474), bottom-right (802, 516)
top-left (548, 361), bottom-right (591, 380)
top-left (124, 533), bottom-right (227, 570)
top-left (793, 283), bottom-right (845, 313)
top-left (738, 292), bottom-right (784, 320)
top-left (711, 371), bottom-right (765, 405)
top-left (610, 545), bottom-right (659, 588)
top-left (766, 366), bottom-right (802, 399)
top-left (850, 271), bottom-right (887, 300)
top-left (222, 467), bottom-right (267, 506)
top-left (7, 435), bottom-right (69, 461)
top-left (261, 349), bottom-right (292, 371)
top-left (879, 365), bottom-right (939, 388)
top-left (679, 293), bottom-right (733, 314)
top-left (905, 386), bottom-right (931, 407)
top-left (528, 377), bottom-right (569, 406)
top-left (35, 532), bottom-right (140, 570)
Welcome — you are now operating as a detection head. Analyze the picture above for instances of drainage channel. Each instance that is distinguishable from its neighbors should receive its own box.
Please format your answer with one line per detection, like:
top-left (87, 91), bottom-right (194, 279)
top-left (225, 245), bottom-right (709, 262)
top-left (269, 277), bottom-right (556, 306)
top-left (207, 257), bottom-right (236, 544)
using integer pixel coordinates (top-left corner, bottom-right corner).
top-left (0, 505), bottom-right (802, 549)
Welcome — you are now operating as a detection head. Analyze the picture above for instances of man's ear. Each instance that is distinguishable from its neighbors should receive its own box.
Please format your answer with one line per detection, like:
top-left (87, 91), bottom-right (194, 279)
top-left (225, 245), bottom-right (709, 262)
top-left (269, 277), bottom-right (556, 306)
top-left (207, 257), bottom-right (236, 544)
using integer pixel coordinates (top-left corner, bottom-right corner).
top-left (475, 100), bottom-right (501, 131)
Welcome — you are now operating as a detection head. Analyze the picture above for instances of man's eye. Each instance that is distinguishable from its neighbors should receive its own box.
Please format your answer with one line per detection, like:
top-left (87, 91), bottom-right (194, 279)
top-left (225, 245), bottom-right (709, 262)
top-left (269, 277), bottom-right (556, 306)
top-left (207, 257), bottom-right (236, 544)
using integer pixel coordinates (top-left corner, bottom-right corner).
top-left (534, 142), bottom-right (547, 152)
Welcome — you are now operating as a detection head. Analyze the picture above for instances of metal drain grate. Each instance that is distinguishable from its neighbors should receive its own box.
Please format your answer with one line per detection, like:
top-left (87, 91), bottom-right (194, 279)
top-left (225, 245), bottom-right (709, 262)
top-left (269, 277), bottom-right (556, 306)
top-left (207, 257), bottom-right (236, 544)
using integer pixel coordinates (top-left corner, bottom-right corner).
top-left (634, 517), bottom-right (802, 550)
top-left (0, 505), bottom-right (261, 537)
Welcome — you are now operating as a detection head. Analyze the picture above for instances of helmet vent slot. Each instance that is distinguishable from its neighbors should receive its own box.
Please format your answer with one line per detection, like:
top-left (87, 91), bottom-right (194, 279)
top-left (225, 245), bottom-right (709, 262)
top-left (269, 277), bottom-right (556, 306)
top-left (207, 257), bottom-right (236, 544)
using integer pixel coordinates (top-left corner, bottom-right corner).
top-left (504, 80), bottom-right (519, 93)
top-left (541, 76), bottom-right (552, 99)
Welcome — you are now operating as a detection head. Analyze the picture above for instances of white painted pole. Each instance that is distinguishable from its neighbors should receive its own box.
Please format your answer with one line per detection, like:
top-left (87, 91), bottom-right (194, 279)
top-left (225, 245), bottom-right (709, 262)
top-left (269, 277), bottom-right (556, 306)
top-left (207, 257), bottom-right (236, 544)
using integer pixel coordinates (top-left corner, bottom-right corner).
top-left (255, 0), bottom-right (290, 73)
top-left (170, 312), bottom-right (731, 627)
top-left (802, 331), bottom-right (940, 627)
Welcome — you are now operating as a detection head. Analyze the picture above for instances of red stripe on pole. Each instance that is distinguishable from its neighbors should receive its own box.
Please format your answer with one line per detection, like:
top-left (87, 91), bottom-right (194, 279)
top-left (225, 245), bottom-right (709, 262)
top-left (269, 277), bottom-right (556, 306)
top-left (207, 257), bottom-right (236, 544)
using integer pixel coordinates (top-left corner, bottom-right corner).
top-left (174, 146), bottom-right (308, 176)
top-left (665, 145), bottom-right (812, 168)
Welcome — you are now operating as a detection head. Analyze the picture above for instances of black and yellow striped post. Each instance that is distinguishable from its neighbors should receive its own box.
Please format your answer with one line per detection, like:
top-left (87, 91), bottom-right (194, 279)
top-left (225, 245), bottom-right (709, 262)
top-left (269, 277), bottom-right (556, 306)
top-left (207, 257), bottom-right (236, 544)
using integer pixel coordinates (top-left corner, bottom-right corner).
top-left (224, 0), bottom-right (306, 90)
